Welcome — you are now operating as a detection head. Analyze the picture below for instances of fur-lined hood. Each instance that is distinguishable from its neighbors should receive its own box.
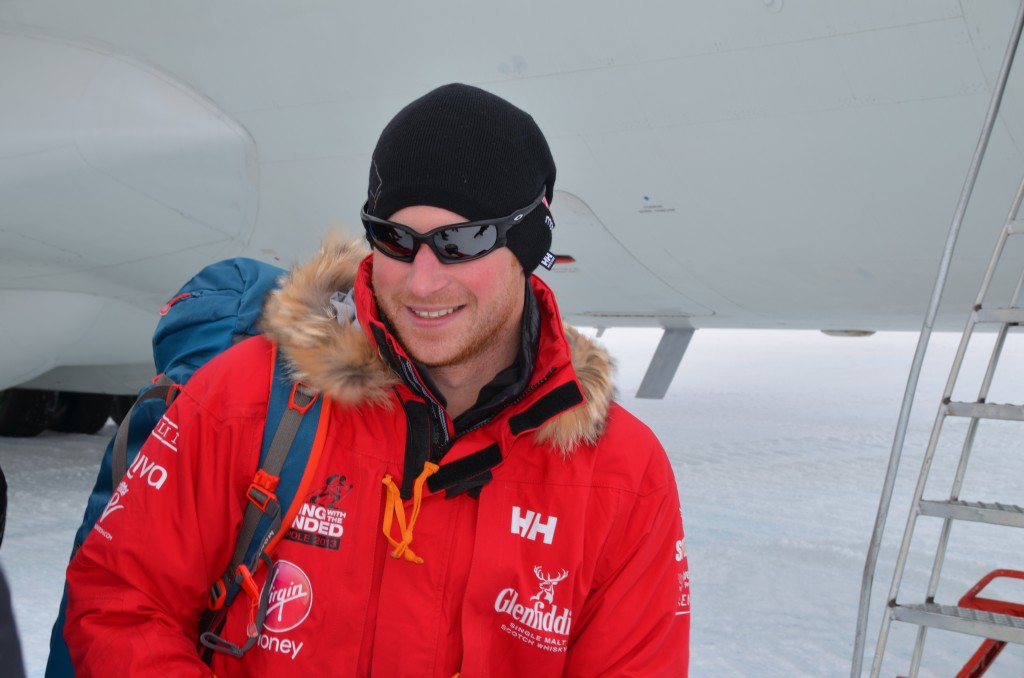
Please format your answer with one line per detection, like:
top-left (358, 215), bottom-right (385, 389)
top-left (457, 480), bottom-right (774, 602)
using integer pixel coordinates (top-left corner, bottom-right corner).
top-left (261, 235), bottom-right (614, 453)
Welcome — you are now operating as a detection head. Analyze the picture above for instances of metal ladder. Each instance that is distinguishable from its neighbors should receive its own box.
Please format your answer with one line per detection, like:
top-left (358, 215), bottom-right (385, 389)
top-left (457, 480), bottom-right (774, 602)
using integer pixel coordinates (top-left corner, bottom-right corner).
top-left (868, 179), bottom-right (1024, 676)
top-left (851, 2), bottom-right (1024, 674)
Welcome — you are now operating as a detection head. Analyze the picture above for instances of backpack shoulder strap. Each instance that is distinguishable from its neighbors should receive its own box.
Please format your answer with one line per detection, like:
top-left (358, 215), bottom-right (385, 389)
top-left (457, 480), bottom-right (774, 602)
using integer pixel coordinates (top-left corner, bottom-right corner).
top-left (110, 375), bottom-right (180, 483)
top-left (198, 344), bottom-right (330, 658)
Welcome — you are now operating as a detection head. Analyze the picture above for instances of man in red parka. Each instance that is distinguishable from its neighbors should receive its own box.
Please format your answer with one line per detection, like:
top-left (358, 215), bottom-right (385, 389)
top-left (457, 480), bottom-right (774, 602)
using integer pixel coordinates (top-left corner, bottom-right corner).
top-left (65, 83), bottom-right (690, 676)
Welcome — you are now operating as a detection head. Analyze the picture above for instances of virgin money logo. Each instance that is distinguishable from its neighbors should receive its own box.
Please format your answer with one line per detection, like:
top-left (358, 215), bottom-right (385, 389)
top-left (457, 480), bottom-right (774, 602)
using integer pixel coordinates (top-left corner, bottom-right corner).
top-left (263, 561), bottom-right (313, 633)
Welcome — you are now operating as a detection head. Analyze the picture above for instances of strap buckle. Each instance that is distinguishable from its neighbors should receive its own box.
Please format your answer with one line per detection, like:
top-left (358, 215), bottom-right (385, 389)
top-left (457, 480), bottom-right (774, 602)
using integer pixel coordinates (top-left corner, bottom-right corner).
top-left (247, 469), bottom-right (280, 512)
top-left (205, 563), bottom-right (263, 612)
top-left (288, 382), bottom-right (319, 414)
top-left (208, 577), bottom-right (228, 611)
top-left (234, 564), bottom-right (261, 603)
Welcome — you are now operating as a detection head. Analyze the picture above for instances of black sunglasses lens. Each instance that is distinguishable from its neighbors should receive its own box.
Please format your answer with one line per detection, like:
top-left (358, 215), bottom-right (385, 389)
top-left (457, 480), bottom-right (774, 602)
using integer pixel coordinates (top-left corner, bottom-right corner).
top-left (433, 224), bottom-right (499, 260)
top-left (368, 222), bottom-right (417, 260)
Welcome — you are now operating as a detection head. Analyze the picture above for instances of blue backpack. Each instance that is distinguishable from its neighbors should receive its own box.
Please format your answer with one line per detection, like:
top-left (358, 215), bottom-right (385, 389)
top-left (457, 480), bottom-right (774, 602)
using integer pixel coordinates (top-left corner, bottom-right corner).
top-left (46, 258), bottom-right (329, 675)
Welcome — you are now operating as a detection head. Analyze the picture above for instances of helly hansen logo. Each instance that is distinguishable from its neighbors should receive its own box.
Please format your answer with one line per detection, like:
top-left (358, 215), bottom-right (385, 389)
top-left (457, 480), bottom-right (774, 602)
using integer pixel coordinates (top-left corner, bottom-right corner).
top-left (511, 506), bottom-right (558, 544)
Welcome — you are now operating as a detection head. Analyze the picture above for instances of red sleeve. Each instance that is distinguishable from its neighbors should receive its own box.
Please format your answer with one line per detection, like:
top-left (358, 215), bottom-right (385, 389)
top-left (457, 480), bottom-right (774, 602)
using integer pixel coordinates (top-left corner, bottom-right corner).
top-left (565, 440), bottom-right (690, 677)
top-left (64, 347), bottom-right (268, 676)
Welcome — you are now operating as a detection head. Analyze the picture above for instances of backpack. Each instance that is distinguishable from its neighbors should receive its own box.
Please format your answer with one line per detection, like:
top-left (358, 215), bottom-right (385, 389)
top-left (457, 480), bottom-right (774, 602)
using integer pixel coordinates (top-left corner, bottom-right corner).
top-left (45, 258), bottom-right (330, 676)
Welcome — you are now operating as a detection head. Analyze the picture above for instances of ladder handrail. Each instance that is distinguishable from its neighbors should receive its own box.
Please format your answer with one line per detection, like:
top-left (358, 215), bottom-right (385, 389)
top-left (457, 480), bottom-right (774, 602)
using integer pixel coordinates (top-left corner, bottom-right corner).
top-left (851, 2), bottom-right (1024, 674)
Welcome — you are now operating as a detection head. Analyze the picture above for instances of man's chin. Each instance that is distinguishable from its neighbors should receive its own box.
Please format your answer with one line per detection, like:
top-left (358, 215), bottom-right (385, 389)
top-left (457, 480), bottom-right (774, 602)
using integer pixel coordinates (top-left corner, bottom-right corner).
top-left (392, 328), bottom-right (455, 365)
top-left (405, 342), bottom-right (462, 368)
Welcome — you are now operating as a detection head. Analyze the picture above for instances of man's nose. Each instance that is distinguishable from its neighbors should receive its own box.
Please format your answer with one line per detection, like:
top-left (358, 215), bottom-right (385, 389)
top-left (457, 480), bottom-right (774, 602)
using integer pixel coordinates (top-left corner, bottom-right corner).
top-left (405, 243), bottom-right (447, 297)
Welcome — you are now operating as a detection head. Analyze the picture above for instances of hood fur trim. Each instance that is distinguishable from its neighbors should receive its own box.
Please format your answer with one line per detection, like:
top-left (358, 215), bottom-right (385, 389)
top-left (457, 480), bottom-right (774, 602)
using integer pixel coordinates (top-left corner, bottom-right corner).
top-left (262, 235), bottom-right (397, 407)
top-left (534, 324), bottom-right (615, 453)
top-left (262, 234), bottom-right (616, 451)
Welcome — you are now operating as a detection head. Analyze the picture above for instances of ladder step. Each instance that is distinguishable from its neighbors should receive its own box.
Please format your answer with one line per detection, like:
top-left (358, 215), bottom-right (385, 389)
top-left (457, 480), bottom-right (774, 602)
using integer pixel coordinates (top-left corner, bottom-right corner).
top-left (946, 401), bottom-right (1024, 421)
top-left (892, 603), bottom-right (1024, 644)
top-left (975, 307), bottom-right (1024, 324)
top-left (918, 500), bottom-right (1024, 527)
top-left (1008, 218), bottom-right (1024, 235)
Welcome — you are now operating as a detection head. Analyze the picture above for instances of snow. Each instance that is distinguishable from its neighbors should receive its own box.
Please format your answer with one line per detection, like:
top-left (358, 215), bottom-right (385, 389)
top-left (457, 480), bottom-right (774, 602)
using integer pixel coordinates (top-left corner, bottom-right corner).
top-left (2, 328), bottom-right (1023, 677)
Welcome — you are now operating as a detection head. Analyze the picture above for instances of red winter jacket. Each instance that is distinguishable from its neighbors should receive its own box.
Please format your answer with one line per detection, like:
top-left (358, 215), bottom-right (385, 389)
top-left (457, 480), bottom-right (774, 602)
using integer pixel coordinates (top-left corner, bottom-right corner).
top-left (65, 238), bottom-right (690, 676)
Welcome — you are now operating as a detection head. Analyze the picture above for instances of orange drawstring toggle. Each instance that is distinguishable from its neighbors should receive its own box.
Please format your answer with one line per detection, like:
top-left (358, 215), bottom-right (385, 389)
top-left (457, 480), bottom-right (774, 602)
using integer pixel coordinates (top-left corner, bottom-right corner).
top-left (381, 462), bottom-right (439, 564)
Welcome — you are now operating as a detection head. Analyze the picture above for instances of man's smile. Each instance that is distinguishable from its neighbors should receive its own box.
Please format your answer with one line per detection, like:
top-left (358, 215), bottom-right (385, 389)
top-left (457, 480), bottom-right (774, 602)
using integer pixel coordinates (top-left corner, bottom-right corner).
top-left (411, 306), bottom-right (462, 319)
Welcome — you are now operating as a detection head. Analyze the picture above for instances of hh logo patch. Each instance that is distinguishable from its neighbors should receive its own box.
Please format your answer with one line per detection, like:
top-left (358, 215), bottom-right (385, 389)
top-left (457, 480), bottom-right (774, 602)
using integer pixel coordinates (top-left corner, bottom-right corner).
top-left (511, 506), bottom-right (557, 544)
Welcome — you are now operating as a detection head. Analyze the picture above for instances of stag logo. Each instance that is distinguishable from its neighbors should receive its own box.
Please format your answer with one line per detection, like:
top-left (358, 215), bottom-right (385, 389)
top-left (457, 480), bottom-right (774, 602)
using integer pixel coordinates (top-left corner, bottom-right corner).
top-left (494, 565), bottom-right (574, 642)
top-left (531, 567), bottom-right (568, 604)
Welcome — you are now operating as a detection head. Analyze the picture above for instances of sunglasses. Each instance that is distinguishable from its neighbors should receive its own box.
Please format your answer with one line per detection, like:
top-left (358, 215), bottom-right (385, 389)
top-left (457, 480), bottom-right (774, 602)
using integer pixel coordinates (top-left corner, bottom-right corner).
top-left (361, 191), bottom-right (545, 264)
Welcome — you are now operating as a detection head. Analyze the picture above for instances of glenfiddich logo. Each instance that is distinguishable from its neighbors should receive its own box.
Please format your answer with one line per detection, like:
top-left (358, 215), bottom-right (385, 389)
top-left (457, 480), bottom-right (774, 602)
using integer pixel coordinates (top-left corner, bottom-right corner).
top-left (494, 566), bottom-right (573, 651)
top-left (531, 566), bottom-right (567, 604)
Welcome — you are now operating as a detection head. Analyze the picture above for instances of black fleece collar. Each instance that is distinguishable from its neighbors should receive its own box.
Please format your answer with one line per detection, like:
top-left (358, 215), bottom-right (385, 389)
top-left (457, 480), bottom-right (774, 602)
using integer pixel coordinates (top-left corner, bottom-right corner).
top-left (452, 280), bottom-right (539, 434)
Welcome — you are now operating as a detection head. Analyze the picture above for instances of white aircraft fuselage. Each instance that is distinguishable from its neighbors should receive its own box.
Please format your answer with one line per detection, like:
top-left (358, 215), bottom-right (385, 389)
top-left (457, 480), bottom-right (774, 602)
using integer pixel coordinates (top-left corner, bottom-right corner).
top-left (3, 1), bottom-right (1024, 395)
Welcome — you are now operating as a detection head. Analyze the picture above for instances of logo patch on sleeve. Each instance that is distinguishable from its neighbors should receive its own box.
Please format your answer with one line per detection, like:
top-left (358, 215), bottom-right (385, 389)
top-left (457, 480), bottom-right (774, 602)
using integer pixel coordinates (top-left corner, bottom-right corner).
top-left (151, 415), bottom-right (179, 452)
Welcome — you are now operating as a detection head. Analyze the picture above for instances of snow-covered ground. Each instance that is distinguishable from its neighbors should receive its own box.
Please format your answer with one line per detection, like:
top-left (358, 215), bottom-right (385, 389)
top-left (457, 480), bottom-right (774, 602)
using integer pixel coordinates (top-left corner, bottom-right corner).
top-left (2, 328), bottom-right (1023, 677)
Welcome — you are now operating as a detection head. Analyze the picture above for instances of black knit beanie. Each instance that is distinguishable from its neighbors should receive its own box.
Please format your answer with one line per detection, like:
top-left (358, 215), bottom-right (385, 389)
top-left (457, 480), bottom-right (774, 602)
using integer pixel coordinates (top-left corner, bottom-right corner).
top-left (366, 83), bottom-right (557, 274)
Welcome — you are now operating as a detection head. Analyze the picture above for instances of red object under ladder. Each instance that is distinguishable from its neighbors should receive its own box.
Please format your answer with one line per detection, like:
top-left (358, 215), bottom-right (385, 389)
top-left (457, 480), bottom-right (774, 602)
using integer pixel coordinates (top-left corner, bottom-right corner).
top-left (954, 569), bottom-right (1024, 678)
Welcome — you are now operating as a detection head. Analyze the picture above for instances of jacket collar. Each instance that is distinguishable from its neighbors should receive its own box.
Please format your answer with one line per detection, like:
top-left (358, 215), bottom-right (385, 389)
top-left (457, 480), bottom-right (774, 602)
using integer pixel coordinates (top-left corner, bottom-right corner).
top-left (261, 234), bottom-right (614, 454)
